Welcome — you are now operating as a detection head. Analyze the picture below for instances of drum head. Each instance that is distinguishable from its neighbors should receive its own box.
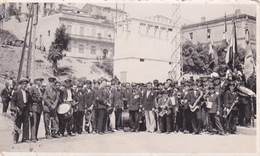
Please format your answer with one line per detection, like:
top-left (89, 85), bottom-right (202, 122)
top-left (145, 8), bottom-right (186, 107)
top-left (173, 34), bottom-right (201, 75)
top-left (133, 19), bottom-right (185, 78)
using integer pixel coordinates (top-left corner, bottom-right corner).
top-left (57, 103), bottom-right (71, 114)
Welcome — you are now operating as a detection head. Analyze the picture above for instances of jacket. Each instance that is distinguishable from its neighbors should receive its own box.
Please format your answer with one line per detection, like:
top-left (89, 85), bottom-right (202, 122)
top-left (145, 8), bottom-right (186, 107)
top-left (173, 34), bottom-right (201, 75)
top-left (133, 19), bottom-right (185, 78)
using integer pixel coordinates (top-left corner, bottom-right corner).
top-left (11, 88), bottom-right (30, 116)
top-left (28, 85), bottom-right (43, 113)
top-left (142, 89), bottom-right (156, 111)
top-left (43, 86), bottom-right (59, 112)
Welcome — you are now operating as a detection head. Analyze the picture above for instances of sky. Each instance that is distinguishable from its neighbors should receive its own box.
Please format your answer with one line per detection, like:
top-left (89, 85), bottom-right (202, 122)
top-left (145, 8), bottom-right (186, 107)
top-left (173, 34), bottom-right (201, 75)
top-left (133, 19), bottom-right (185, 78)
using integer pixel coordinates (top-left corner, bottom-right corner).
top-left (89, 1), bottom-right (257, 25)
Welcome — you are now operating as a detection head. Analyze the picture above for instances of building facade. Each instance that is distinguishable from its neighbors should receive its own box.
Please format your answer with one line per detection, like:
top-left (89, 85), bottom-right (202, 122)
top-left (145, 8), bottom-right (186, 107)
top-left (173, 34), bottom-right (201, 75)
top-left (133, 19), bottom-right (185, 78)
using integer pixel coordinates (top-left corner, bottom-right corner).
top-left (114, 15), bottom-right (179, 83)
top-left (2, 3), bottom-right (126, 60)
top-left (182, 9), bottom-right (256, 50)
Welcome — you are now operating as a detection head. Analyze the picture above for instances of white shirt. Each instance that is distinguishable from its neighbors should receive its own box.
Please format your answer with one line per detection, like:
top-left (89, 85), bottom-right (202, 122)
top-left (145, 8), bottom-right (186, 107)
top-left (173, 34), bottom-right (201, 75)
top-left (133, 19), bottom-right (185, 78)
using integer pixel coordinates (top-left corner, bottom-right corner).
top-left (170, 96), bottom-right (176, 106)
top-left (21, 89), bottom-right (27, 103)
top-left (146, 90), bottom-right (151, 98)
top-left (67, 89), bottom-right (73, 101)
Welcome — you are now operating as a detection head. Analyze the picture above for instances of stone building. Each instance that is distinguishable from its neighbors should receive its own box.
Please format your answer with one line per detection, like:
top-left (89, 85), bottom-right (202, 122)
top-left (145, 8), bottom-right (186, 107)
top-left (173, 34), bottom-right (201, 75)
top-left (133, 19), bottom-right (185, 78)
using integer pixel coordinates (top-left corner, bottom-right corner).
top-left (114, 15), bottom-right (179, 83)
top-left (182, 9), bottom-right (256, 50)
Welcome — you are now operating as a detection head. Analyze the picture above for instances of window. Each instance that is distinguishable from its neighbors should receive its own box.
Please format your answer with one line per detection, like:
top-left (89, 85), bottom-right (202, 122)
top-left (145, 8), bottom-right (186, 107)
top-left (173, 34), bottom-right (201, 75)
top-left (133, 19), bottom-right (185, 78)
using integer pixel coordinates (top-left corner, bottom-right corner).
top-left (67, 25), bottom-right (72, 34)
top-left (19, 6), bottom-right (21, 12)
top-left (189, 32), bottom-right (193, 40)
top-left (91, 46), bottom-right (96, 55)
top-left (67, 43), bottom-right (71, 52)
top-left (39, 35), bottom-right (42, 45)
top-left (78, 44), bottom-right (84, 53)
top-left (140, 59), bottom-right (144, 62)
top-left (97, 33), bottom-right (101, 38)
top-left (92, 29), bottom-right (96, 37)
top-left (80, 27), bottom-right (84, 36)
top-left (104, 30), bottom-right (108, 38)
top-left (48, 30), bottom-right (50, 36)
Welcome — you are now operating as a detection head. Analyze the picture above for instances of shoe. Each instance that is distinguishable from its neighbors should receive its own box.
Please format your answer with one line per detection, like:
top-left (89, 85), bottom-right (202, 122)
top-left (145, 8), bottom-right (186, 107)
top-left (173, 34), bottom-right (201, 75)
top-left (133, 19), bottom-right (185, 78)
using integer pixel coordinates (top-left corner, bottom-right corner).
top-left (52, 134), bottom-right (61, 138)
top-left (98, 132), bottom-right (103, 135)
top-left (166, 132), bottom-right (171, 134)
top-left (22, 140), bottom-right (31, 143)
top-left (13, 140), bottom-right (18, 144)
top-left (46, 135), bottom-right (52, 139)
top-left (31, 139), bottom-right (37, 143)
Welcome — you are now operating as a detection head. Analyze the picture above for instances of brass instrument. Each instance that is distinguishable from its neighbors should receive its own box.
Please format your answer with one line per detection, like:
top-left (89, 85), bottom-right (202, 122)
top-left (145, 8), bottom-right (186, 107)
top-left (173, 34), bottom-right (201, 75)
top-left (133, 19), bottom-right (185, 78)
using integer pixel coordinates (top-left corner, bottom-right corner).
top-left (223, 97), bottom-right (239, 118)
top-left (189, 90), bottom-right (207, 112)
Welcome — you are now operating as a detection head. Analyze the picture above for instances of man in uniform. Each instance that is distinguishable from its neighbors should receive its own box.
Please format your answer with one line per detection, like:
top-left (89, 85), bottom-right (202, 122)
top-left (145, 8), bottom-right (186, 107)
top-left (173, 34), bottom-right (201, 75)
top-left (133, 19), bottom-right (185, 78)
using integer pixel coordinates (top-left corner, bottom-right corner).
top-left (126, 83), bottom-right (142, 132)
top-left (84, 80), bottom-right (94, 133)
top-left (59, 79), bottom-right (75, 137)
top-left (95, 80), bottom-right (109, 134)
top-left (74, 83), bottom-right (86, 134)
top-left (11, 78), bottom-right (30, 143)
top-left (28, 78), bottom-right (44, 142)
top-left (43, 77), bottom-right (60, 139)
top-left (224, 81), bottom-right (239, 134)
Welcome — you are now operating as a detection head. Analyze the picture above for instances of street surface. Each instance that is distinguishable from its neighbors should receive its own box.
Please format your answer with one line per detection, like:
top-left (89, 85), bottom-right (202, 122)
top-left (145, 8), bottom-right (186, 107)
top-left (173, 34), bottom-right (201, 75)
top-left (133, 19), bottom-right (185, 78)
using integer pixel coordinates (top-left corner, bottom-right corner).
top-left (0, 108), bottom-right (257, 154)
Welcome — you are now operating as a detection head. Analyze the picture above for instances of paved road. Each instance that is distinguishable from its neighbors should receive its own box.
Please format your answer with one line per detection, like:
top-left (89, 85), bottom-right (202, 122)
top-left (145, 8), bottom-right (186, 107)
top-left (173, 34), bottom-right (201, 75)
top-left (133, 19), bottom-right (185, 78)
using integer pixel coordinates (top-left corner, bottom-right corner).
top-left (0, 110), bottom-right (257, 154)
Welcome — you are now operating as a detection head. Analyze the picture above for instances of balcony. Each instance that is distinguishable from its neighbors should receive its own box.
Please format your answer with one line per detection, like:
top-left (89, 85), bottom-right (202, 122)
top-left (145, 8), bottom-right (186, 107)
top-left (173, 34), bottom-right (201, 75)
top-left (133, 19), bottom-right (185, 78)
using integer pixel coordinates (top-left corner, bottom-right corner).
top-left (69, 34), bottom-right (114, 44)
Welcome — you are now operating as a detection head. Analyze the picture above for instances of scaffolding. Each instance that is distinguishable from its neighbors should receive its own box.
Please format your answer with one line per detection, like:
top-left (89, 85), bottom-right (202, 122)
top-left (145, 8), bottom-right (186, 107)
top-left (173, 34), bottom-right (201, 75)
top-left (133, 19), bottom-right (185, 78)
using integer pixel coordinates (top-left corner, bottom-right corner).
top-left (169, 3), bottom-right (183, 81)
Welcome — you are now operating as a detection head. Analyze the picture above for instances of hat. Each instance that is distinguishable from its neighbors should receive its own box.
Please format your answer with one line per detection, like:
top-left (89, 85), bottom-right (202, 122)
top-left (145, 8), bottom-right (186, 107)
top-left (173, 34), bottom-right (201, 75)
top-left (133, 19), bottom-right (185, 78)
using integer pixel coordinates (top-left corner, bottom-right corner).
top-left (166, 79), bottom-right (172, 82)
top-left (65, 79), bottom-right (72, 84)
top-left (139, 83), bottom-right (144, 87)
top-left (131, 82), bottom-right (137, 87)
top-left (19, 78), bottom-right (29, 84)
top-left (147, 82), bottom-right (152, 85)
top-left (111, 80), bottom-right (116, 85)
top-left (85, 80), bottom-right (92, 84)
top-left (34, 77), bottom-right (44, 82)
top-left (77, 83), bottom-right (84, 87)
top-left (153, 79), bottom-right (159, 84)
top-left (48, 77), bottom-right (56, 82)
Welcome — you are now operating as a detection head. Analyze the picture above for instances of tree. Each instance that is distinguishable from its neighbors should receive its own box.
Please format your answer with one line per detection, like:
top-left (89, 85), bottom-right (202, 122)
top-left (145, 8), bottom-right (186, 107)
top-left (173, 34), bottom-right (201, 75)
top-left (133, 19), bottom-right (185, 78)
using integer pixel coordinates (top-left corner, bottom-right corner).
top-left (48, 24), bottom-right (71, 75)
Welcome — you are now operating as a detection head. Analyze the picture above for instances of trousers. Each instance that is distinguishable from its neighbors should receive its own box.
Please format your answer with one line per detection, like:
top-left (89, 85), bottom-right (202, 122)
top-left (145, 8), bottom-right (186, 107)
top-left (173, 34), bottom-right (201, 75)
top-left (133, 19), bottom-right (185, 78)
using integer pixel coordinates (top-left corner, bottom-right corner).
top-left (14, 108), bottom-right (29, 142)
top-left (208, 113), bottom-right (224, 134)
top-left (74, 111), bottom-right (84, 134)
top-left (43, 111), bottom-right (59, 136)
top-left (30, 112), bottom-right (41, 140)
top-left (129, 110), bottom-right (139, 130)
top-left (144, 110), bottom-right (156, 132)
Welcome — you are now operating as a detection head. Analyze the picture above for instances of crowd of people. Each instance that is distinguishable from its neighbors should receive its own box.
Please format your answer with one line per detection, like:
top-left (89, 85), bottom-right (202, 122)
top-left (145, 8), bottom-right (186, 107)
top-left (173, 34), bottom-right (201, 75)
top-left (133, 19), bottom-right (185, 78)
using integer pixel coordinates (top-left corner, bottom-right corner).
top-left (0, 69), bottom-right (256, 144)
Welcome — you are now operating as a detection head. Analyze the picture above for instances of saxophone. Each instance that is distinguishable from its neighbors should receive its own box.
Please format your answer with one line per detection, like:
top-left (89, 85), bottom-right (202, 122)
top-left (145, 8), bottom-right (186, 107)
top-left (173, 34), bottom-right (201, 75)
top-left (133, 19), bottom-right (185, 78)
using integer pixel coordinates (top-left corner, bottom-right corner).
top-left (223, 97), bottom-right (239, 118)
top-left (189, 90), bottom-right (206, 112)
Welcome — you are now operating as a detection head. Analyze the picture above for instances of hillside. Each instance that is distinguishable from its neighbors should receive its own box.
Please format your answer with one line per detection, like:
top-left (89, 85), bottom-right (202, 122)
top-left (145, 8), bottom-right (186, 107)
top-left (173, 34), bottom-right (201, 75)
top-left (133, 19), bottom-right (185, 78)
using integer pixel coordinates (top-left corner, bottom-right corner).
top-left (0, 45), bottom-right (112, 90)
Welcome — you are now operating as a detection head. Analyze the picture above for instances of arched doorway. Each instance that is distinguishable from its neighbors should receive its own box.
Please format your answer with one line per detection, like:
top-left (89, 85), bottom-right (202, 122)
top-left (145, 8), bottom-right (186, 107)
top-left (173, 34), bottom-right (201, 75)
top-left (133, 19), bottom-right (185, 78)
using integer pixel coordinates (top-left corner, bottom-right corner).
top-left (103, 49), bottom-right (108, 59)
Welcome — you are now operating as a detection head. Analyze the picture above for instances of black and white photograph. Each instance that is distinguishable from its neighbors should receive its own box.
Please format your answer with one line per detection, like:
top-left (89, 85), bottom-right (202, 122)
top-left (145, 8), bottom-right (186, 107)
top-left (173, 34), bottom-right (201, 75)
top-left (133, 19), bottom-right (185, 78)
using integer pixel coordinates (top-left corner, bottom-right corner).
top-left (0, 0), bottom-right (258, 155)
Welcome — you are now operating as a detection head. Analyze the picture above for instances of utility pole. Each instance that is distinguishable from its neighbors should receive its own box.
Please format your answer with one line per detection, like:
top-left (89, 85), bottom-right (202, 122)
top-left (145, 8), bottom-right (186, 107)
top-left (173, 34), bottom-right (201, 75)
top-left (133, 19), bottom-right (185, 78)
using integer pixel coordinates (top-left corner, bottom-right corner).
top-left (31, 3), bottom-right (38, 80)
top-left (17, 3), bottom-right (33, 83)
top-left (26, 4), bottom-right (34, 79)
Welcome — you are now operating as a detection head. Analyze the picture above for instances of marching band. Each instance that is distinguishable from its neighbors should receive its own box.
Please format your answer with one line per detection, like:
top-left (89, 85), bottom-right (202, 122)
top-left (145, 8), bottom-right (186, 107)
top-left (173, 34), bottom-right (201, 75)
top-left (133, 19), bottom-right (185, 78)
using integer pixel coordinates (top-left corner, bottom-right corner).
top-left (0, 70), bottom-right (256, 144)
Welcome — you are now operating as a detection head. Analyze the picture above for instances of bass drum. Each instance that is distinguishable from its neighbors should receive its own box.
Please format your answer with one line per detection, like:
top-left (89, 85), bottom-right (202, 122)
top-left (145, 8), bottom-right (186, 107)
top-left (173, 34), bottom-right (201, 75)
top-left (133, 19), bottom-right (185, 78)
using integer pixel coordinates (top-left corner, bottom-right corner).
top-left (57, 103), bottom-right (73, 119)
top-left (122, 110), bottom-right (130, 132)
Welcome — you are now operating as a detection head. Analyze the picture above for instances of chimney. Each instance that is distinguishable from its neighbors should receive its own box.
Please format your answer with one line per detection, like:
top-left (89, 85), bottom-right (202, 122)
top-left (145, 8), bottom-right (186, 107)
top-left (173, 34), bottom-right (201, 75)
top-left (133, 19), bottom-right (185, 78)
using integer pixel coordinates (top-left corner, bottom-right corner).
top-left (235, 9), bottom-right (241, 17)
top-left (201, 17), bottom-right (206, 22)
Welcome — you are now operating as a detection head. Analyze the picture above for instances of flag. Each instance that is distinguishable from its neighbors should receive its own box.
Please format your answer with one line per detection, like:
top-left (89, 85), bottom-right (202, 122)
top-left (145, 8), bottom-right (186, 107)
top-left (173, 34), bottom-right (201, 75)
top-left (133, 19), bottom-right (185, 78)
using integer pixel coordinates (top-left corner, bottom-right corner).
top-left (208, 29), bottom-right (218, 70)
top-left (243, 29), bottom-right (255, 81)
top-left (225, 21), bottom-right (237, 70)
top-left (221, 13), bottom-right (228, 48)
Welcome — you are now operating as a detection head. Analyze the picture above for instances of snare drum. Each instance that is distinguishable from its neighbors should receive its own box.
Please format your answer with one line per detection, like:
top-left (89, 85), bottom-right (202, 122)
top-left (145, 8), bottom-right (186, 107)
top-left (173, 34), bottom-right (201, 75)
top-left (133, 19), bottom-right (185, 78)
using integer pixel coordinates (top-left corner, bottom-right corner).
top-left (57, 103), bottom-right (73, 119)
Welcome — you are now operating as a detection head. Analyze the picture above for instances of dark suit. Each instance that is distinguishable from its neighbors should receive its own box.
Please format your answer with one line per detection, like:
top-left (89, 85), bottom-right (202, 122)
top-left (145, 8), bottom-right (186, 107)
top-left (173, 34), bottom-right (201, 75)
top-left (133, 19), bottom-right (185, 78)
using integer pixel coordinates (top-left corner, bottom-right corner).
top-left (84, 88), bottom-right (94, 132)
top-left (74, 89), bottom-right (86, 134)
top-left (207, 93), bottom-right (224, 134)
top-left (187, 89), bottom-right (202, 134)
top-left (125, 89), bottom-right (142, 131)
top-left (43, 86), bottom-right (59, 136)
top-left (59, 88), bottom-right (74, 136)
top-left (28, 85), bottom-right (43, 140)
top-left (112, 88), bottom-right (124, 130)
top-left (94, 88), bottom-right (109, 133)
top-left (224, 90), bottom-right (238, 133)
top-left (11, 88), bottom-right (30, 142)
top-left (1, 87), bottom-right (11, 113)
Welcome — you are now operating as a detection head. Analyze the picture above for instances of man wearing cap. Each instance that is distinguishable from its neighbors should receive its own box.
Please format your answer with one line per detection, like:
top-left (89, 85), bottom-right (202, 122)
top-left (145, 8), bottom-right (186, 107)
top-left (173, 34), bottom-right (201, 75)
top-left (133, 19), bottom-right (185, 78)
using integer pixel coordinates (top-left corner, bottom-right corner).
top-left (142, 82), bottom-right (156, 133)
top-left (186, 81), bottom-right (202, 134)
top-left (110, 81), bottom-right (123, 131)
top-left (59, 79), bottom-right (75, 136)
top-left (126, 83), bottom-right (142, 132)
top-left (224, 81), bottom-right (239, 134)
top-left (28, 78), bottom-right (44, 142)
top-left (11, 78), bottom-right (30, 143)
top-left (94, 79), bottom-right (110, 134)
top-left (84, 80), bottom-right (94, 133)
top-left (43, 77), bottom-right (60, 139)
top-left (206, 84), bottom-right (224, 135)
top-left (73, 83), bottom-right (86, 134)
top-left (91, 80), bottom-right (100, 133)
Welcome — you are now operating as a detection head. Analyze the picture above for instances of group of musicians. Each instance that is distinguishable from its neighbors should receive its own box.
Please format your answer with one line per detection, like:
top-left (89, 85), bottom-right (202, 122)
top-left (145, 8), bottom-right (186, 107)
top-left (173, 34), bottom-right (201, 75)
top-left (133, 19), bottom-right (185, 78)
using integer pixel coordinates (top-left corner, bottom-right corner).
top-left (0, 70), bottom-right (256, 144)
